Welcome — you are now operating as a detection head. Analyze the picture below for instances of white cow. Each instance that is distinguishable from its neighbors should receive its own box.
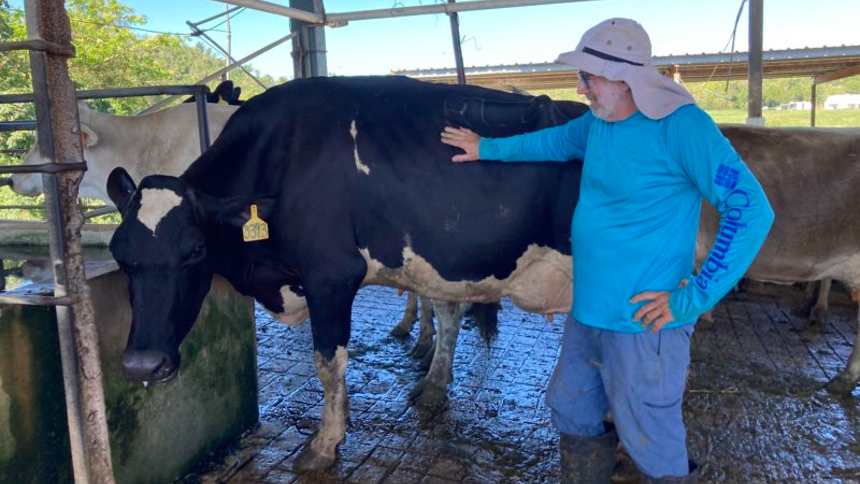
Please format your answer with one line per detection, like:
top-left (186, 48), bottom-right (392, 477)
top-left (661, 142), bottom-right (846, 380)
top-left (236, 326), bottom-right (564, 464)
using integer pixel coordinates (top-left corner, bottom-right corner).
top-left (10, 101), bottom-right (238, 204)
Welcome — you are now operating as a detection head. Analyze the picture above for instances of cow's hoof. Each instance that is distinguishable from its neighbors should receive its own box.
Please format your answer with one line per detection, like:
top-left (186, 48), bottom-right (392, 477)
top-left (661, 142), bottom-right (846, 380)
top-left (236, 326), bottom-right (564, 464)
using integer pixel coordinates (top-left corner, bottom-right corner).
top-left (418, 346), bottom-right (435, 371)
top-left (410, 338), bottom-right (434, 360)
top-left (293, 445), bottom-right (335, 473)
top-left (390, 322), bottom-right (412, 338)
top-left (808, 307), bottom-right (828, 328)
top-left (408, 378), bottom-right (448, 410)
top-left (826, 372), bottom-right (857, 396)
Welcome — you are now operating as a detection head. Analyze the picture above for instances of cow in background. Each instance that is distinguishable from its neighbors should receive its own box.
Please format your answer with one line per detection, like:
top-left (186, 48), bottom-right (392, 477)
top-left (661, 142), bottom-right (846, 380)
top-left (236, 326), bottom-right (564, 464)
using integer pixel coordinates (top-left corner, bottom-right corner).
top-left (9, 81), bottom-right (242, 203)
top-left (699, 125), bottom-right (860, 393)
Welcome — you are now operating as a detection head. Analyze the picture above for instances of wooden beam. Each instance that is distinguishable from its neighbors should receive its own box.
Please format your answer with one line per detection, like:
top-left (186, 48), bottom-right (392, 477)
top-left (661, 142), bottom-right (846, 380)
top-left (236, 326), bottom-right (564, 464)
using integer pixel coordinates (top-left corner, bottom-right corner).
top-left (814, 65), bottom-right (860, 84)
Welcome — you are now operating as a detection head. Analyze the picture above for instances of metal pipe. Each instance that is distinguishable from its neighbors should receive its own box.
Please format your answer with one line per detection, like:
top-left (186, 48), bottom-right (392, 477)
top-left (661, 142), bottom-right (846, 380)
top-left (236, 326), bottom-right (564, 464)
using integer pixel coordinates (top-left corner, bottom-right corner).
top-left (448, 0), bottom-right (466, 85)
top-left (0, 38), bottom-right (74, 56)
top-left (0, 120), bottom-right (37, 131)
top-left (186, 22), bottom-right (268, 90)
top-left (189, 5), bottom-right (243, 27)
top-left (810, 82), bottom-right (816, 127)
top-left (26, 1), bottom-right (115, 481)
top-left (213, 0), bottom-right (323, 23)
top-left (747, 0), bottom-right (763, 124)
top-left (0, 293), bottom-right (75, 305)
top-left (139, 32), bottom-right (294, 115)
top-left (0, 203), bottom-right (104, 210)
top-left (0, 85), bottom-right (212, 104)
top-left (0, 161), bottom-right (87, 174)
top-left (195, 93), bottom-right (211, 153)
top-left (219, 0), bottom-right (589, 24)
top-left (326, 0), bottom-right (591, 24)
top-left (82, 206), bottom-right (117, 219)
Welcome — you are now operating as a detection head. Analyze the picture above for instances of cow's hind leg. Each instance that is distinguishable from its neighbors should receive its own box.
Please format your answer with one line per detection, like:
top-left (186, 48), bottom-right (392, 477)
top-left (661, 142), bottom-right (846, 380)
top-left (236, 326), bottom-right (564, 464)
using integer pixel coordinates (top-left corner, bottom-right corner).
top-left (409, 299), bottom-right (465, 409)
top-left (827, 292), bottom-right (860, 395)
top-left (809, 278), bottom-right (832, 326)
top-left (391, 291), bottom-right (418, 337)
top-left (411, 295), bottom-right (435, 360)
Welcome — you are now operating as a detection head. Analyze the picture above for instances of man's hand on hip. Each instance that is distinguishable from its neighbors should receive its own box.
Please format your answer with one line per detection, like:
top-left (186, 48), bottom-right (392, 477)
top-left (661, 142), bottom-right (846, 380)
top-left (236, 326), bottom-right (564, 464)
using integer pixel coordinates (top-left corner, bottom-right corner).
top-left (630, 279), bottom-right (688, 332)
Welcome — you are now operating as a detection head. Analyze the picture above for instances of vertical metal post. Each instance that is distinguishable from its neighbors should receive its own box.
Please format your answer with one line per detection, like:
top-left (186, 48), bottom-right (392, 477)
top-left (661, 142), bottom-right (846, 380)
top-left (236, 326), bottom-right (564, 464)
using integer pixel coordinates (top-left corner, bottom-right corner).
top-left (25, 1), bottom-right (115, 483)
top-left (747, 0), bottom-right (763, 125)
top-left (290, 0), bottom-right (327, 78)
top-left (810, 82), bottom-right (817, 127)
top-left (195, 90), bottom-right (211, 153)
top-left (448, 0), bottom-right (466, 85)
top-left (224, 5), bottom-right (232, 81)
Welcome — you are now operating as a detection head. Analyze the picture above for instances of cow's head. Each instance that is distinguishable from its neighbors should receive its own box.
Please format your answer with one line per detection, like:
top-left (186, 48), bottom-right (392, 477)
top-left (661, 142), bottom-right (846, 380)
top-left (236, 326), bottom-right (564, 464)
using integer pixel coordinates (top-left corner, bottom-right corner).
top-left (107, 168), bottom-right (214, 383)
top-left (10, 106), bottom-right (103, 199)
top-left (106, 167), bottom-right (275, 384)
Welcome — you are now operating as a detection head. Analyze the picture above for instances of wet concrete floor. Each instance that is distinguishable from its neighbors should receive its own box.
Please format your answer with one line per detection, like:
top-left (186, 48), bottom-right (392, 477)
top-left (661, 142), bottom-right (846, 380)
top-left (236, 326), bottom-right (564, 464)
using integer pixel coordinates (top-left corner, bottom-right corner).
top-left (187, 282), bottom-right (860, 483)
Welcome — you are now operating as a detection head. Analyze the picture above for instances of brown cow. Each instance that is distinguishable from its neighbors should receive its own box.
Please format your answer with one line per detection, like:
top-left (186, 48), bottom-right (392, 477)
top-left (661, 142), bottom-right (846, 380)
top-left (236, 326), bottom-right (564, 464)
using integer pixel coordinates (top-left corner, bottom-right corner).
top-left (700, 125), bottom-right (860, 393)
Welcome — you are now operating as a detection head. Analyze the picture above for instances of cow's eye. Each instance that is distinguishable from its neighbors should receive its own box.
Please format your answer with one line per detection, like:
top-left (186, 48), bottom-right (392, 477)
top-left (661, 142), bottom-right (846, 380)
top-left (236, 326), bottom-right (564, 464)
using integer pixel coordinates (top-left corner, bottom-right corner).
top-left (185, 244), bottom-right (207, 265)
top-left (121, 259), bottom-right (140, 273)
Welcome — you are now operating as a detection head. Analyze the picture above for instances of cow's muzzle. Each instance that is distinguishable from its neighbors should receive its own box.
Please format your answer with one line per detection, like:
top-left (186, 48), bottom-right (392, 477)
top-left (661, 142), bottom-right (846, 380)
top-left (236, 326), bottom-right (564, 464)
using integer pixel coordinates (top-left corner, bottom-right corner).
top-left (122, 350), bottom-right (179, 384)
top-left (0, 178), bottom-right (12, 188)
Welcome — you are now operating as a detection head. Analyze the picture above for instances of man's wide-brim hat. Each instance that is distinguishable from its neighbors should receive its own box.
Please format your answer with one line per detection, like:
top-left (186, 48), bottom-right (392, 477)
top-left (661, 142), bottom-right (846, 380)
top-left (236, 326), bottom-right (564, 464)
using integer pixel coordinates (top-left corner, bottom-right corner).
top-left (556, 18), bottom-right (694, 120)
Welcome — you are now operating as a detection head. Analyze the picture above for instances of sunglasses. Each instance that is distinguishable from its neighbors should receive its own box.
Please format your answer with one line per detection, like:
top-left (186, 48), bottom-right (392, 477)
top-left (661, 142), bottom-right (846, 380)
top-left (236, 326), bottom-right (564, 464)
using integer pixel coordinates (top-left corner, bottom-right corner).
top-left (578, 71), bottom-right (593, 87)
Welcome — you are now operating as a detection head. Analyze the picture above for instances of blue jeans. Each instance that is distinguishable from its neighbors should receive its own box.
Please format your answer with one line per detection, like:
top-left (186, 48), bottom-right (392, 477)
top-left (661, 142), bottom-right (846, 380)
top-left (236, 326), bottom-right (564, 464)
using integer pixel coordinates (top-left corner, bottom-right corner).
top-left (546, 316), bottom-right (694, 478)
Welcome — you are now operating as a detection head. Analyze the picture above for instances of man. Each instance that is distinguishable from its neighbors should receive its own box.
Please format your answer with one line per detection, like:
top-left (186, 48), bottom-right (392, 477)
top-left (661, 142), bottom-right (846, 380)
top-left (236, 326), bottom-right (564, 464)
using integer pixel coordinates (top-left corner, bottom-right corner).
top-left (441, 18), bottom-right (774, 483)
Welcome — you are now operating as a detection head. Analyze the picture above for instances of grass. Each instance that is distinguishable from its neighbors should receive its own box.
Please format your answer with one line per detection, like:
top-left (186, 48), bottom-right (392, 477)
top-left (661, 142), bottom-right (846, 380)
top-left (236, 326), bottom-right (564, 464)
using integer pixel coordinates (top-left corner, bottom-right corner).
top-left (707, 108), bottom-right (860, 127)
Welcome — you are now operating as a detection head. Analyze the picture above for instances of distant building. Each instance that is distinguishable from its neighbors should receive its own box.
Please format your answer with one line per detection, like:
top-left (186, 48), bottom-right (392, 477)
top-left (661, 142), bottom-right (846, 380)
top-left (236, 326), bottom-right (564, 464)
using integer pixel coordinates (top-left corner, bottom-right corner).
top-left (779, 101), bottom-right (812, 111)
top-left (824, 94), bottom-right (860, 110)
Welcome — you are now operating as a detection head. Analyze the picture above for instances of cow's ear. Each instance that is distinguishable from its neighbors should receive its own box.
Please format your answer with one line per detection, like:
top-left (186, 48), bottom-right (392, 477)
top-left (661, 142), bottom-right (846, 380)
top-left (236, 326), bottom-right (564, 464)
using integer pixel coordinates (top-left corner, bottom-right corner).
top-left (79, 124), bottom-right (99, 148)
top-left (194, 192), bottom-right (277, 229)
top-left (107, 167), bottom-right (136, 214)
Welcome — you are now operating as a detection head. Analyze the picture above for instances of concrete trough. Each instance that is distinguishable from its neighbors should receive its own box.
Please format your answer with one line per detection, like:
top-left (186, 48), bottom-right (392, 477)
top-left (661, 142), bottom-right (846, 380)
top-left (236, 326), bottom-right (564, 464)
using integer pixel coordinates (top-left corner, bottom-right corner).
top-left (0, 224), bottom-right (258, 483)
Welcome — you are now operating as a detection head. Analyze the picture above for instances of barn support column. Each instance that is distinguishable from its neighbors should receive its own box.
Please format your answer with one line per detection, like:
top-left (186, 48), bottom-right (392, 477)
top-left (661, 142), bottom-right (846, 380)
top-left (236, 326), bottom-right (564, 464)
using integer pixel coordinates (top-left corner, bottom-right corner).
top-left (809, 65), bottom-right (860, 127)
top-left (290, 0), bottom-right (327, 78)
top-left (22, 0), bottom-right (115, 482)
top-left (746, 0), bottom-right (764, 125)
top-left (448, 0), bottom-right (466, 84)
top-left (810, 82), bottom-right (817, 126)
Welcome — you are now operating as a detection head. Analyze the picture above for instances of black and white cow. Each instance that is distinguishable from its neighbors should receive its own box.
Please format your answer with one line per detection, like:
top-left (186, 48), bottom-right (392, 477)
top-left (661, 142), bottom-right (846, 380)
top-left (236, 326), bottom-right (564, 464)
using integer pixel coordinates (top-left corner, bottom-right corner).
top-left (106, 76), bottom-right (587, 472)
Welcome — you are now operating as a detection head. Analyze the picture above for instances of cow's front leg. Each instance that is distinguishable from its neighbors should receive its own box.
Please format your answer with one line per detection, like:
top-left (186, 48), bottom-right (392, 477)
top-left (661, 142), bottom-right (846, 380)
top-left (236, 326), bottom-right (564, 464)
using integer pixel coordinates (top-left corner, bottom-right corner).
top-left (293, 259), bottom-right (364, 472)
top-left (295, 345), bottom-right (349, 472)
top-left (827, 295), bottom-right (860, 395)
top-left (391, 290), bottom-right (418, 337)
top-left (411, 295), bottom-right (436, 360)
top-left (409, 299), bottom-right (465, 409)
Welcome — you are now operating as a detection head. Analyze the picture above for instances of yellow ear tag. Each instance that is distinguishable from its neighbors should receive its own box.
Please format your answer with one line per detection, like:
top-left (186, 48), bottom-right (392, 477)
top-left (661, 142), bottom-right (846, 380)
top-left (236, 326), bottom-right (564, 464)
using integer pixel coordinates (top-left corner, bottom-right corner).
top-left (242, 204), bottom-right (269, 242)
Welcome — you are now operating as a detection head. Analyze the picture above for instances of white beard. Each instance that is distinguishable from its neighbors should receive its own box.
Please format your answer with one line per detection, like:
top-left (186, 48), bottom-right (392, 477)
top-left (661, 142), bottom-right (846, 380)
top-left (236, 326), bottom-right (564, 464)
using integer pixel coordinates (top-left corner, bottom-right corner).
top-left (591, 83), bottom-right (632, 121)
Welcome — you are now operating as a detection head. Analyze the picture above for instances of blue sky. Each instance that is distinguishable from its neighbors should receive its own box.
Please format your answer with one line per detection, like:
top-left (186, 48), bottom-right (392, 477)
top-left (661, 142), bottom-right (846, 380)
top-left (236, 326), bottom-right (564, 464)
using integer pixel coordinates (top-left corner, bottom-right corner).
top-left (10, 1), bottom-right (860, 78)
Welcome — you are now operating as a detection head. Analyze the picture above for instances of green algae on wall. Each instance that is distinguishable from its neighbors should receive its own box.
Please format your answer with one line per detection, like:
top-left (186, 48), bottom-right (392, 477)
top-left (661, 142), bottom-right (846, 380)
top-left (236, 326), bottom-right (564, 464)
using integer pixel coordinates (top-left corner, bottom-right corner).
top-left (0, 271), bottom-right (257, 484)
top-left (0, 305), bottom-right (73, 484)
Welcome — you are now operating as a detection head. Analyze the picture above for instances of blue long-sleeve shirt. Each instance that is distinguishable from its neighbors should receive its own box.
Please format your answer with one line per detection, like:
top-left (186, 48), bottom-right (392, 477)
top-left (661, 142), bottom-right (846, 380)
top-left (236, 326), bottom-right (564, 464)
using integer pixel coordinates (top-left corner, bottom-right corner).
top-left (479, 105), bottom-right (774, 332)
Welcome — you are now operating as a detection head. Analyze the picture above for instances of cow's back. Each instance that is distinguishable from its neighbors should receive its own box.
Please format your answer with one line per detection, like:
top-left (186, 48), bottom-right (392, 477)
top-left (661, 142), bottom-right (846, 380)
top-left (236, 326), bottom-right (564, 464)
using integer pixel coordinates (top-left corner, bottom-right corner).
top-left (182, 76), bottom-right (586, 309)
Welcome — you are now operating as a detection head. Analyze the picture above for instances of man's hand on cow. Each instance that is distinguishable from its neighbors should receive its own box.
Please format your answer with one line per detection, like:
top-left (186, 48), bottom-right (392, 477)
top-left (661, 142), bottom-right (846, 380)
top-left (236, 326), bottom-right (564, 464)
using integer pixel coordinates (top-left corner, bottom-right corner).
top-left (630, 278), bottom-right (688, 333)
top-left (441, 126), bottom-right (480, 162)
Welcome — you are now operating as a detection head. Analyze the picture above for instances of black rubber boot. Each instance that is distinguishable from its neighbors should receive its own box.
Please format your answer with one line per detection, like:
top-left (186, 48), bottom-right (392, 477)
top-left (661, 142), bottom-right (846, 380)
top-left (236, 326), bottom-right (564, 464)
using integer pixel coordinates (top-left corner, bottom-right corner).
top-left (559, 429), bottom-right (618, 484)
top-left (642, 461), bottom-right (699, 483)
